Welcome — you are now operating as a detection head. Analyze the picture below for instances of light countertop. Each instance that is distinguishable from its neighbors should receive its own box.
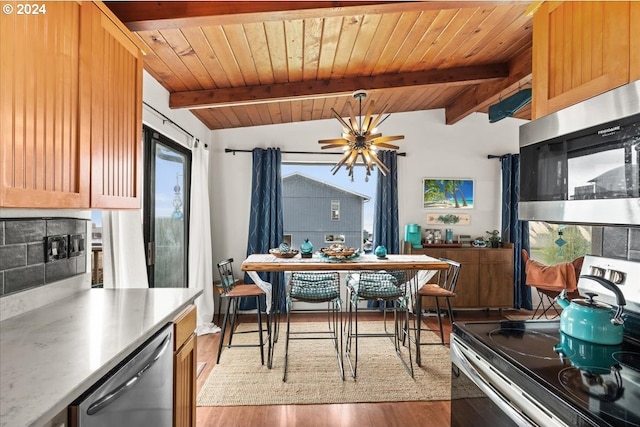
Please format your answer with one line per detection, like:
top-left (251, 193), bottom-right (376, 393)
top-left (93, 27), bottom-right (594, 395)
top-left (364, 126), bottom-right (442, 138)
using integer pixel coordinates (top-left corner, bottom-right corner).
top-left (0, 288), bottom-right (202, 427)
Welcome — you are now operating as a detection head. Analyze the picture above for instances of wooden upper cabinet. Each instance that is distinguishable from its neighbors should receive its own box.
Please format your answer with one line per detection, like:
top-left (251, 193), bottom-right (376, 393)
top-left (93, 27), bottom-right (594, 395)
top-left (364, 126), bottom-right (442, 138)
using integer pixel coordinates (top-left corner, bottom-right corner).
top-left (0, 1), bottom-right (143, 209)
top-left (0, 2), bottom-right (91, 208)
top-left (89, 3), bottom-right (143, 209)
top-left (631, 2), bottom-right (640, 82)
top-left (532, 1), bottom-right (631, 119)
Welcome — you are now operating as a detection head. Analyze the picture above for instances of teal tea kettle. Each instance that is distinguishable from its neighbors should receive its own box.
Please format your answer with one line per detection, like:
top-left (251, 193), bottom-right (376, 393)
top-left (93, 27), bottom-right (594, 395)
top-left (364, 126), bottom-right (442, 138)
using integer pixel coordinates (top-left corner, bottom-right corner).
top-left (556, 275), bottom-right (626, 345)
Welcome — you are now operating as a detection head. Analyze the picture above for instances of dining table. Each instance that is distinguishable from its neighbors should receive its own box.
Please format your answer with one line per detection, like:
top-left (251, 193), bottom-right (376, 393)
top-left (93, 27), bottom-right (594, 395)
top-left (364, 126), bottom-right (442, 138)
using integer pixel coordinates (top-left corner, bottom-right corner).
top-left (241, 252), bottom-right (450, 368)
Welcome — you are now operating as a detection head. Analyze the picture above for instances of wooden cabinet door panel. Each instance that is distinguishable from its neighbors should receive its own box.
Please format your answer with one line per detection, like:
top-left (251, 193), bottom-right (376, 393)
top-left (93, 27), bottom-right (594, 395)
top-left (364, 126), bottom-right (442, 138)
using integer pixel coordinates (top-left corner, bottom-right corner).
top-left (449, 257), bottom-right (479, 308)
top-left (631, 2), bottom-right (640, 81)
top-left (90, 5), bottom-right (143, 208)
top-left (174, 334), bottom-right (196, 427)
top-left (0, 2), bottom-right (91, 207)
top-left (479, 261), bottom-right (514, 308)
top-left (479, 249), bottom-right (514, 308)
top-left (533, 1), bottom-right (630, 118)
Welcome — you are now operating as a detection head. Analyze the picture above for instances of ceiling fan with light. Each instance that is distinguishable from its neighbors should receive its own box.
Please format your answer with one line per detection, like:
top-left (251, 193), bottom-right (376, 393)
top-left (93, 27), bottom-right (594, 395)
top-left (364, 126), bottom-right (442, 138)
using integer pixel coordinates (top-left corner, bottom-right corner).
top-left (319, 90), bottom-right (404, 181)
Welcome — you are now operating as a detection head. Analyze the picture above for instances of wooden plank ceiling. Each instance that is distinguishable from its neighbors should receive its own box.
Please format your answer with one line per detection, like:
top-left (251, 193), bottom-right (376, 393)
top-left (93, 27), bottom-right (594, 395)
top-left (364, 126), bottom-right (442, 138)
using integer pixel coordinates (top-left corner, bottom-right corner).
top-left (106, 1), bottom-right (533, 131)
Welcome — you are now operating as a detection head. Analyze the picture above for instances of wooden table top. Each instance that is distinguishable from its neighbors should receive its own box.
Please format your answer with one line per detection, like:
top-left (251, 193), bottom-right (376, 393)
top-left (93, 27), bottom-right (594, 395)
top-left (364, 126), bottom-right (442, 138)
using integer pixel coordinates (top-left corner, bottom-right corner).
top-left (241, 253), bottom-right (450, 272)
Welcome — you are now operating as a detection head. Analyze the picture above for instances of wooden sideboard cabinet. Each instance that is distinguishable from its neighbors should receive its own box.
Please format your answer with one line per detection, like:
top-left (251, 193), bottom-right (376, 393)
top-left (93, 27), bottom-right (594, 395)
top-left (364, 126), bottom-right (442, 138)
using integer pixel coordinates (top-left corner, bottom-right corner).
top-left (403, 242), bottom-right (514, 309)
top-left (173, 304), bottom-right (197, 427)
top-left (0, 1), bottom-right (143, 209)
top-left (532, 1), bottom-right (633, 119)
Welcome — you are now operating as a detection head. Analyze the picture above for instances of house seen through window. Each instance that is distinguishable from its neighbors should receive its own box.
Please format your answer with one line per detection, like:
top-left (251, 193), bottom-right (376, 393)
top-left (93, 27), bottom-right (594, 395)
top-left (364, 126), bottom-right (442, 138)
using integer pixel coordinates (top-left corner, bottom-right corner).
top-left (282, 163), bottom-right (376, 253)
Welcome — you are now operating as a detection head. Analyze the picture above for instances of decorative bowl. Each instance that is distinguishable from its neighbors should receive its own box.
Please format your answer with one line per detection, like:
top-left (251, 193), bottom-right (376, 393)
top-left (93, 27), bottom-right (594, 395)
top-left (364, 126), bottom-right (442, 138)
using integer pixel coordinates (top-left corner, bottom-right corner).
top-left (320, 244), bottom-right (358, 258)
top-left (269, 248), bottom-right (299, 258)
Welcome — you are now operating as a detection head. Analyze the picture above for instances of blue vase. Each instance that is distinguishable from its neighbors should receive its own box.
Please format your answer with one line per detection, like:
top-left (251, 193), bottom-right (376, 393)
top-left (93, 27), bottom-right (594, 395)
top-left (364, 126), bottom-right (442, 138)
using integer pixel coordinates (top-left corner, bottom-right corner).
top-left (374, 246), bottom-right (387, 258)
top-left (300, 239), bottom-right (313, 254)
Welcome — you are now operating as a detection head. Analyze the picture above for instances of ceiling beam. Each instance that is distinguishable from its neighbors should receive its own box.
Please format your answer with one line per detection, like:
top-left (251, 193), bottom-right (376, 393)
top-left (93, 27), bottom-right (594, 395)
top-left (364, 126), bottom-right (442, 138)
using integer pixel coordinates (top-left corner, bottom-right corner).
top-left (106, 1), bottom-right (516, 31)
top-left (169, 64), bottom-right (510, 110)
top-left (444, 47), bottom-right (532, 125)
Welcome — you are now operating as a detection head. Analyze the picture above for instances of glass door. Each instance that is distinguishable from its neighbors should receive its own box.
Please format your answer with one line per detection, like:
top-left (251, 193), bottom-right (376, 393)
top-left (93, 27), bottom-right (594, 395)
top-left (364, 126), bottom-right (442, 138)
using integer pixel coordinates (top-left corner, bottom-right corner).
top-left (143, 126), bottom-right (191, 288)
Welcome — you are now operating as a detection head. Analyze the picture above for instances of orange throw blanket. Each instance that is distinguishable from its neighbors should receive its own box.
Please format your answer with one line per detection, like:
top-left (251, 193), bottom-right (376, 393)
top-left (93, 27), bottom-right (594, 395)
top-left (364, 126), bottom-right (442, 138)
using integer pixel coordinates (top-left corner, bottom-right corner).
top-left (521, 250), bottom-right (583, 292)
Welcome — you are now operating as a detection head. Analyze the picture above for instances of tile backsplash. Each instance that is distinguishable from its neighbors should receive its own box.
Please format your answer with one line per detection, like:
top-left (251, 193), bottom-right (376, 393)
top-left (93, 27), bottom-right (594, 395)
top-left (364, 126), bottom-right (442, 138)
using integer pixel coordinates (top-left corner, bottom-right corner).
top-left (0, 218), bottom-right (88, 297)
top-left (594, 226), bottom-right (640, 261)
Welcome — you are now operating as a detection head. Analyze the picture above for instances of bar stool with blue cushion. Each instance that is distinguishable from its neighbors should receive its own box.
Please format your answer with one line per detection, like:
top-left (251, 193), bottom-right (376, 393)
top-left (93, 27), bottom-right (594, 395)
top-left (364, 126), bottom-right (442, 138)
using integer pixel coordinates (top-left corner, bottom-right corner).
top-left (345, 270), bottom-right (413, 378)
top-left (216, 258), bottom-right (270, 365)
top-left (283, 272), bottom-right (344, 382)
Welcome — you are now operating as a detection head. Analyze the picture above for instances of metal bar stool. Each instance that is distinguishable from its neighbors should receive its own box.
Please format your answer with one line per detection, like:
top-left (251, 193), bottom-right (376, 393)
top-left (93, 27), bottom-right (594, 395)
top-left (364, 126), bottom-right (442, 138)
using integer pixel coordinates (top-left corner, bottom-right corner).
top-left (283, 272), bottom-right (344, 382)
top-left (414, 258), bottom-right (461, 366)
top-left (345, 270), bottom-right (413, 378)
top-left (216, 258), bottom-right (270, 365)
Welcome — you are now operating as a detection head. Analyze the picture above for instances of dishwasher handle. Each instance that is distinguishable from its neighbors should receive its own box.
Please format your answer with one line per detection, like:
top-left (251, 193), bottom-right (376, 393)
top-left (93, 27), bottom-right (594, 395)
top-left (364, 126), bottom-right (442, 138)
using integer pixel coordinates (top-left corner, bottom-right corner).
top-left (450, 338), bottom-right (535, 427)
top-left (87, 333), bottom-right (172, 416)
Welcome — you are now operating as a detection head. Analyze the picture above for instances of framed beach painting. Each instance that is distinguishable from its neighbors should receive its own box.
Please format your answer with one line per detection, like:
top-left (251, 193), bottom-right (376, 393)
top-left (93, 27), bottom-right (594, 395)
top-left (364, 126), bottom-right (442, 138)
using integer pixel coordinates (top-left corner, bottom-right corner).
top-left (423, 178), bottom-right (474, 209)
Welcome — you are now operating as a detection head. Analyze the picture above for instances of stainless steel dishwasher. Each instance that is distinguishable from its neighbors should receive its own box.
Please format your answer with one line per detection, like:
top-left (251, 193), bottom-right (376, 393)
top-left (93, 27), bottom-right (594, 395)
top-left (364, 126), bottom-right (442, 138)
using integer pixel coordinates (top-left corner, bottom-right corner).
top-left (69, 324), bottom-right (174, 427)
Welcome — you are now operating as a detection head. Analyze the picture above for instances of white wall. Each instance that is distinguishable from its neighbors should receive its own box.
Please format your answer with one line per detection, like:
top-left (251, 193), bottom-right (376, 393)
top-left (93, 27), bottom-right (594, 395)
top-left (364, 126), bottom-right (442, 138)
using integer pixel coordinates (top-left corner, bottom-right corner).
top-left (208, 109), bottom-right (527, 267)
top-left (142, 71), bottom-right (211, 148)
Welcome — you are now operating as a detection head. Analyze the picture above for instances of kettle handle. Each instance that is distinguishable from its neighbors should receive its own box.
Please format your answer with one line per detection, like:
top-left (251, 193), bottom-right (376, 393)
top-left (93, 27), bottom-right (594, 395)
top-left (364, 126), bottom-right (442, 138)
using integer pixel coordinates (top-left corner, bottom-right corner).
top-left (580, 275), bottom-right (626, 306)
top-left (579, 274), bottom-right (626, 325)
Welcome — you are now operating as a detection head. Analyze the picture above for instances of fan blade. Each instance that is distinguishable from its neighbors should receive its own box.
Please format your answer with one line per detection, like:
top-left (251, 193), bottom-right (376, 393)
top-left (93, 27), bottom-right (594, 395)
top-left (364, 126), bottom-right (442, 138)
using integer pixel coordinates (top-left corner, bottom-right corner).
top-left (362, 100), bottom-right (375, 132)
top-left (365, 133), bottom-right (382, 141)
top-left (331, 108), bottom-right (355, 134)
top-left (320, 143), bottom-right (350, 150)
top-left (318, 138), bottom-right (349, 145)
top-left (371, 142), bottom-right (400, 150)
top-left (371, 135), bottom-right (404, 144)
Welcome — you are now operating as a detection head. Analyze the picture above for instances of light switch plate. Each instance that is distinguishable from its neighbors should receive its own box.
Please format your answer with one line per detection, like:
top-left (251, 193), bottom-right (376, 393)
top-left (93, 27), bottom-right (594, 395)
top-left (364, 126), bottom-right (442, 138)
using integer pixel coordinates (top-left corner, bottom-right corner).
top-left (46, 235), bottom-right (68, 262)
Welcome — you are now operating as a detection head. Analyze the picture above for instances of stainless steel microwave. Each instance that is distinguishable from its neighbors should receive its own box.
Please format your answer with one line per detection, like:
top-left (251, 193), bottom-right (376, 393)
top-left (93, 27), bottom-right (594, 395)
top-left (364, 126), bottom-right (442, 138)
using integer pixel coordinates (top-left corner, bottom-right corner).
top-left (519, 80), bottom-right (640, 226)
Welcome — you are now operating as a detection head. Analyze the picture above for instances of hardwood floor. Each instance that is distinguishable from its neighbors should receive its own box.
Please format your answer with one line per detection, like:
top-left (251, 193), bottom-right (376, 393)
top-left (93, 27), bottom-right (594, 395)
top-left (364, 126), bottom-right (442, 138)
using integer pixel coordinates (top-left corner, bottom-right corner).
top-left (195, 309), bottom-right (530, 427)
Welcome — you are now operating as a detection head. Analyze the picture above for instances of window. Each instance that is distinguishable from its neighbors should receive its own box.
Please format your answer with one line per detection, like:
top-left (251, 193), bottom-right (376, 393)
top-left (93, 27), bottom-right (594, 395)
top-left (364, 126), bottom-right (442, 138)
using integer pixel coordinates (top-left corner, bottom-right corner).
top-left (143, 126), bottom-right (192, 288)
top-left (282, 163), bottom-right (376, 253)
top-left (331, 200), bottom-right (340, 221)
top-left (91, 211), bottom-right (103, 287)
top-left (529, 222), bottom-right (592, 264)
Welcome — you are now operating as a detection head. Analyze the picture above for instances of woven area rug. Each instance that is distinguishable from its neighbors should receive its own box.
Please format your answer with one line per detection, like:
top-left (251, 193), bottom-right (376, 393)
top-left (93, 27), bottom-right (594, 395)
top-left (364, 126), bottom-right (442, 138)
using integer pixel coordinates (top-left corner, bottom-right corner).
top-left (197, 321), bottom-right (453, 406)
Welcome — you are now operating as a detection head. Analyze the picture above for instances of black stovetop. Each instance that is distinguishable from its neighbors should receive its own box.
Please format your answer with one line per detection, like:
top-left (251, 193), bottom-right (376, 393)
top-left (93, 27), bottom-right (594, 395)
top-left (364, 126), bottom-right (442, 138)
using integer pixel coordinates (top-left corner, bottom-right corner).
top-left (453, 319), bottom-right (640, 427)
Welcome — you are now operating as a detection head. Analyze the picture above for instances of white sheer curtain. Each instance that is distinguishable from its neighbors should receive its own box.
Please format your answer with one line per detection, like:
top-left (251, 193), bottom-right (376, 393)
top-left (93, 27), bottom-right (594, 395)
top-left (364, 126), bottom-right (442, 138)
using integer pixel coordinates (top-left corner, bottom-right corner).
top-left (102, 210), bottom-right (149, 288)
top-left (188, 140), bottom-right (219, 335)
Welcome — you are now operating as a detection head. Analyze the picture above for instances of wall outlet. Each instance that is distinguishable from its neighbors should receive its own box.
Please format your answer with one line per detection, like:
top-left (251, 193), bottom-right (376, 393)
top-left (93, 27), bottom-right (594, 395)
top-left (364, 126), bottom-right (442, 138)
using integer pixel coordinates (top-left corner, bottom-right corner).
top-left (46, 235), bottom-right (68, 262)
top-left (69, 234), bottom-right (85, 257)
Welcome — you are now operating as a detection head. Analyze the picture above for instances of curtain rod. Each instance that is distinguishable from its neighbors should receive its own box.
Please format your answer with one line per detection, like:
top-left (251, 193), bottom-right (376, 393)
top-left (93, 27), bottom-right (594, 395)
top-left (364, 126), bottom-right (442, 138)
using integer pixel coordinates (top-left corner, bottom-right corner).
top-left (487, 154), bottom-right (509, 159)
top-left (225, 148), bottom-right (407, 156)
top-left (143, 101), bottom-right (207, 148)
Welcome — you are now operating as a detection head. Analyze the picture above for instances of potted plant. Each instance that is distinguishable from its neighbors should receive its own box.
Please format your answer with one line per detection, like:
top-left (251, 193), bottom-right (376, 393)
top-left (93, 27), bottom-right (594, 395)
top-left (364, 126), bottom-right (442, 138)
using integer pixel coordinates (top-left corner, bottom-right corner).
top-left (486, 229), bottom-right (502, 248)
